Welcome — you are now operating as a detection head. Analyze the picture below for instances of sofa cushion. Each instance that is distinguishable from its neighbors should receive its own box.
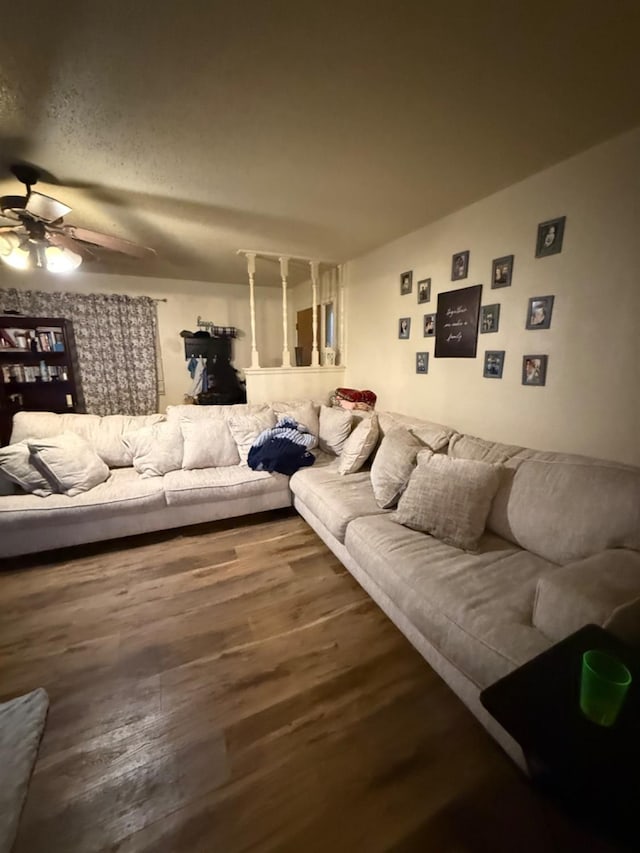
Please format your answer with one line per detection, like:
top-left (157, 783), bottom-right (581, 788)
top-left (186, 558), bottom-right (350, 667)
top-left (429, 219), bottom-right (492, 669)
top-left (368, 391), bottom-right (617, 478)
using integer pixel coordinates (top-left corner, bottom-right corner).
top-left (487, 452), bottom-right (640, 564)
top-left (228, 410), bottom-right (277, 465)
top-left (338, 414), bottom-right (379, 475)
top-left (165, 403), bottom-right (269, 423)
top-left (377, 412), bottom-right (456, 452)
top-left (448, 433), bottom-right (525, 464)
top-left (0, 467), bottom-right (166, 530)
top-left (28, 433), bottom-right (110, 497)
top-left (370, 427), bottom-right (421, 508)
top-left (179, 416), bottom-right (240, 469)
top-left (393, 452), bottom-right (502, 551)
top-left (533, 549), bottom-right (640, 644)
top-left (0, 442), bottom-right (56, 496)
top-left (163, 466), bottom-right (288, 507)
top-left (290, 465), bottom-right (387, 542)
top-left (345, 514), bottom-right (553, 687)
top-left (122, 421), bottom-right (184, 478)
top-left (318, 405), bottom-right (353, 456)
top-left (10, 411), bottom-right (165, 467)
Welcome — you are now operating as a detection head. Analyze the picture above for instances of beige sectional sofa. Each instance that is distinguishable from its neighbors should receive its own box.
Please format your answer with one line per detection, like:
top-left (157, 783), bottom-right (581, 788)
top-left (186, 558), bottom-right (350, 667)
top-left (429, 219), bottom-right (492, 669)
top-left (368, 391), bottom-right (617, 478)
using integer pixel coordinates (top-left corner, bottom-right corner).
top-left (2, 401), bottom-right (639, 766)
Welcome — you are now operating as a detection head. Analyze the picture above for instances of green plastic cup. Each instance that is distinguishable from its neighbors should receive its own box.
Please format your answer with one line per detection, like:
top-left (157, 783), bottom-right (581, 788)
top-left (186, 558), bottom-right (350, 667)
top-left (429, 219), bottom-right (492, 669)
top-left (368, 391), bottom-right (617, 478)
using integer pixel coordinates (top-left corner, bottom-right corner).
top-left (580, 649), bottom-right (632, 727)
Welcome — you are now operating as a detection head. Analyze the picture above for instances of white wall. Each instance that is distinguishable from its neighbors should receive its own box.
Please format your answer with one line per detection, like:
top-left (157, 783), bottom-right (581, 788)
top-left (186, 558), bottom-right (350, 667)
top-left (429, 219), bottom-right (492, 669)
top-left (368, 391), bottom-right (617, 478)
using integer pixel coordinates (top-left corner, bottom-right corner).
top-left (0, 269), bottom-right (284, 408)
top-left (344, 127), bottom-right (640, 466)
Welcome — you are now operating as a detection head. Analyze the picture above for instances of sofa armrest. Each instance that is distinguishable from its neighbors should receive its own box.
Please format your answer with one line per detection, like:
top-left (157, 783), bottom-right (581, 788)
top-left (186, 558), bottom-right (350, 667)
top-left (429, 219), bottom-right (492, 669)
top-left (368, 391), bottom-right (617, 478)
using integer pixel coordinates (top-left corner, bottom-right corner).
top-left (532, 549), bottom-right (640, 645)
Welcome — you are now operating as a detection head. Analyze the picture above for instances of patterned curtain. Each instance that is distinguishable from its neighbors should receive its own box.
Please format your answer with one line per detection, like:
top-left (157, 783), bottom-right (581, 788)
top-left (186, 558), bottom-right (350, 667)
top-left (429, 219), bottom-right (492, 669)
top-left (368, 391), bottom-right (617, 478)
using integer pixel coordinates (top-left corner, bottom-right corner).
top-left (0, 288), bottom-right (158, 416)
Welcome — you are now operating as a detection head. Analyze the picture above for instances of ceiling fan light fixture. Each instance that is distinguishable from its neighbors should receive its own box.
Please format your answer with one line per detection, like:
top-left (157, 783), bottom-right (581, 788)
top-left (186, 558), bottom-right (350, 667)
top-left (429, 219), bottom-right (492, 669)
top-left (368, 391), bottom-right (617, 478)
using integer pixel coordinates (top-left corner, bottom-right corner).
top-left (43, 244), bottom-right (82, 273)
top-left (0, 234), bottom-right (31, 270)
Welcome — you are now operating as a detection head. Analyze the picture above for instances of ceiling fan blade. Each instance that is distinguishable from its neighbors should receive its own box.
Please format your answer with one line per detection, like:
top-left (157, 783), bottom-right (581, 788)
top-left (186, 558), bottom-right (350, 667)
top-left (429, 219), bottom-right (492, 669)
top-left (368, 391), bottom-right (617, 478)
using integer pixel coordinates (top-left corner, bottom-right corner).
top-left (47, 231), bottom-right (96, 260)
top-left (62, 225), bottom-right (155, 259)
top-left (26, 191), bottom-right (72, 223)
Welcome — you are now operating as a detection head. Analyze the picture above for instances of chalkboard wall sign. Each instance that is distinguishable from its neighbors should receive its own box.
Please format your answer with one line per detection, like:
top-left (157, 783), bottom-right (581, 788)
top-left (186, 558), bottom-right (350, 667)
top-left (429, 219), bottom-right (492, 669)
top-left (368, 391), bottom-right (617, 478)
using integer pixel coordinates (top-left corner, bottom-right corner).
top-left (435, 284), bottom-right (482, 358)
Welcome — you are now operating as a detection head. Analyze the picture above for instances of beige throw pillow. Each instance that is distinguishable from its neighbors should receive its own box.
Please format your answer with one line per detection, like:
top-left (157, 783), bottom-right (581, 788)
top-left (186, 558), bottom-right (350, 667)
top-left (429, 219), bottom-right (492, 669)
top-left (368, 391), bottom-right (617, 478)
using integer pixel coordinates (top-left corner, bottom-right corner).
top-left (370, 426), bottom-right (421, 508)
top-left (338, 414), bottom-right (379, 475)
top-left (122, 422), bottom-right (184, 478)
top-left (28, 433), bottom-right (110, 497)
top-left (0, 442), bottom-right (56, 496)
top-left (393, 452), bottom-right (502, 551)
top-left (271, 401), bottom-right (319, 448)
top-left (318, 405), bottom-right (353, 455)
top-left (228, 410), bottom-right (277, 465)
top-left (179, 417), bottom-right (240, 469)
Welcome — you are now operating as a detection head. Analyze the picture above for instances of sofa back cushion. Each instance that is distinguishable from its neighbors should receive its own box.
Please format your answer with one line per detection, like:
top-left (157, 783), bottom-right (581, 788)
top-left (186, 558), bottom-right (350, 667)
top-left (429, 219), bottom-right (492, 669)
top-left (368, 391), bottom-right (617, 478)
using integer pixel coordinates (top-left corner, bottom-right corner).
top-left (487, 452), bottom-right (640, 564)
top-left (448, 433), bottom-right (525, 464)
top-left (166, 403), bottom-right (269, 422)
top-left (377, 412), bottom-right (456, 452)
top-left (10, 411), bottom-right (165, 468)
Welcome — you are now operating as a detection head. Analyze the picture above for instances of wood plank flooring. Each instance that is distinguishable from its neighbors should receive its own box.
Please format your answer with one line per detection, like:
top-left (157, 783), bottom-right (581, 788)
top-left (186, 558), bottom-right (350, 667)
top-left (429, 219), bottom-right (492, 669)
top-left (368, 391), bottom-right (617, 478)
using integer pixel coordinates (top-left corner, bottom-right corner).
top-left (0, 510), bottom-right (616, 852)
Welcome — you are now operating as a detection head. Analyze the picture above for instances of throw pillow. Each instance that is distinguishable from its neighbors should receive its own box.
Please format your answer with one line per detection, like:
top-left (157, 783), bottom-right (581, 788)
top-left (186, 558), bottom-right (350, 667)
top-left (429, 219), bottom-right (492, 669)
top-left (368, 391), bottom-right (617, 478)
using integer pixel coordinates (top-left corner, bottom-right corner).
top-left (28, 433), bottom-right (110, 497)
top-left (370, 426), bottom-right (421, 508)
top-left (0, 442), bottom-right (56, 496)
top-left (318, 405), bottom-right (353, 455)
top-left (338, 414), bottom-right (379, 475)
top-left (179, 417), bottom-right (241, 469)
top-left (228, 410), bottom-right (277, 465)
top-left (393, 452), bottom-right (502, 551)
top-left (122, 422), bottom-right (184, 478)
top-left (271, 401), bottom-right (319, 448)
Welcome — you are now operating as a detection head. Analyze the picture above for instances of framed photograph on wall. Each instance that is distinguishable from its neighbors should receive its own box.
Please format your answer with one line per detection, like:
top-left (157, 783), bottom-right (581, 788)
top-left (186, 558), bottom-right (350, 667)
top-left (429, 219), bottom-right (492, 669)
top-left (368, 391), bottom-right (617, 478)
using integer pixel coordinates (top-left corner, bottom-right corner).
top-left (400, 270), bottom-right (413, 295)
top-left (535, 216), bottom-right (566, 258)
top-left (483, 350), bottom-right (505, 379)
top-left (435, 284), bottom-right (482, 358)
top-left (416, 352), bottom-right (429, 374)
top-left (522, 354), bottom-right (548, 386)
top-left (417, 278), bottom-right (431, 304)
top-left (423, 313), bottom-right (436, 337)
top-left (492, 255), bottom-right (514, 288)
top-left (451, 250), bottom-right (469, 281)
top-left (480, 304), bottom-right (500, 333)
top-left (526, 295), bottom-right (554, 330)
top-left (399, 317), bottom-right (411, 339)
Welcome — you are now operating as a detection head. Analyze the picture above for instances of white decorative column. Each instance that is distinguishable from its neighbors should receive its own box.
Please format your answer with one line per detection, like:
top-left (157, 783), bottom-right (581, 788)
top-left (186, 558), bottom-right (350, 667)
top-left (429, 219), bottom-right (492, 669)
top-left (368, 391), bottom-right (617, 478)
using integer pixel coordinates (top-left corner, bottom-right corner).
top-left (245, 252), bottom-right (260, 368)
top-left (338, 263), bottom-right (345, 366)
top-left (309, 260), bottom-right (320, 366)
top-left (279, 255), bottom-right (291, 367)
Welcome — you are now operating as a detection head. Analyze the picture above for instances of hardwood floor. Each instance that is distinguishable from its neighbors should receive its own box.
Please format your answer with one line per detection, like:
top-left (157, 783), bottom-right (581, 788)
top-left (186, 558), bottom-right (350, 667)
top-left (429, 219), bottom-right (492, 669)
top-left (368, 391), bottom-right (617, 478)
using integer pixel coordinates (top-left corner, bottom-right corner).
top-left (0, 511), bottom-right (615, 852)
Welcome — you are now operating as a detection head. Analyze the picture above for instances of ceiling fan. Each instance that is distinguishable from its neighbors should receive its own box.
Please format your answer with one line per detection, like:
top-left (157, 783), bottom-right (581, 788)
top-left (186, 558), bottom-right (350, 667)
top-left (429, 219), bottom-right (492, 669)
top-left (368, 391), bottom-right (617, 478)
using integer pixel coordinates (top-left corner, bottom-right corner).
top-left (0, 164), bottom-right (155, 273)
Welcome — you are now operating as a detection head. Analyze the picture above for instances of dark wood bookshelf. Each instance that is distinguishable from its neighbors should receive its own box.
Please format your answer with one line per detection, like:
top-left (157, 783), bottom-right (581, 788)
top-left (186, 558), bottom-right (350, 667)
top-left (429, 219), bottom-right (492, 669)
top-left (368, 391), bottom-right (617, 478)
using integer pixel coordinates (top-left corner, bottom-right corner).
top-left (0, 315), bottom-right (83, 445)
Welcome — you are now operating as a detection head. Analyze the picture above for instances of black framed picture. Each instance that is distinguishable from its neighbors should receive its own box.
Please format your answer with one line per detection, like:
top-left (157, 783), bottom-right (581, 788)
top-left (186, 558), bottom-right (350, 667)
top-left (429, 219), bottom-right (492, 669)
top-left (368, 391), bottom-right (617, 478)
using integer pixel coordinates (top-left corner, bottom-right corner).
top-left (535, 217), bottom-right (566, 258)
top-left (492, 255), bottom-right (514, 288)
top-left (480, 304), bottom-right (500, 334)
top-left (451, 250), bottom-right (469, 281)
top-left (483, 350), bottom-right (505, 379)
top-left (526, 295), bottom-right (554, 330)
top-left (423, 313), bottom-right (436, 337)
top-left (400, 271), bottom-right (413, 295)
top-left (399, 317), bottom-right (411, 339)
top-left (435, 284), bottom-right (482, 358)
top-left (416, 352), bottom-right (429, 374)
top-left (417, 278), bottom-right (431, 304)
top-left (522, 354), bottom-right (548, 386)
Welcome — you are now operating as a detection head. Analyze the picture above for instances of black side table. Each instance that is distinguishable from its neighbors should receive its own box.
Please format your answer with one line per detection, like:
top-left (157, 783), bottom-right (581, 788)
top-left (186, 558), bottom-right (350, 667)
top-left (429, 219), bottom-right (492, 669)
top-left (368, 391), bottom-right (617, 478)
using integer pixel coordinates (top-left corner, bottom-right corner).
top-left (480, 624), bottom-right (639, 848)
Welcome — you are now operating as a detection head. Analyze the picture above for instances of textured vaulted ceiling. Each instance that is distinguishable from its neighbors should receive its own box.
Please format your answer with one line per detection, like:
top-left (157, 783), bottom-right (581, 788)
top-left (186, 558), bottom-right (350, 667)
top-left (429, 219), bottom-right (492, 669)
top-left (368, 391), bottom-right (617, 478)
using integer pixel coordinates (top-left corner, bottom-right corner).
top-left (1, 1), bottom-right (639, 286)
